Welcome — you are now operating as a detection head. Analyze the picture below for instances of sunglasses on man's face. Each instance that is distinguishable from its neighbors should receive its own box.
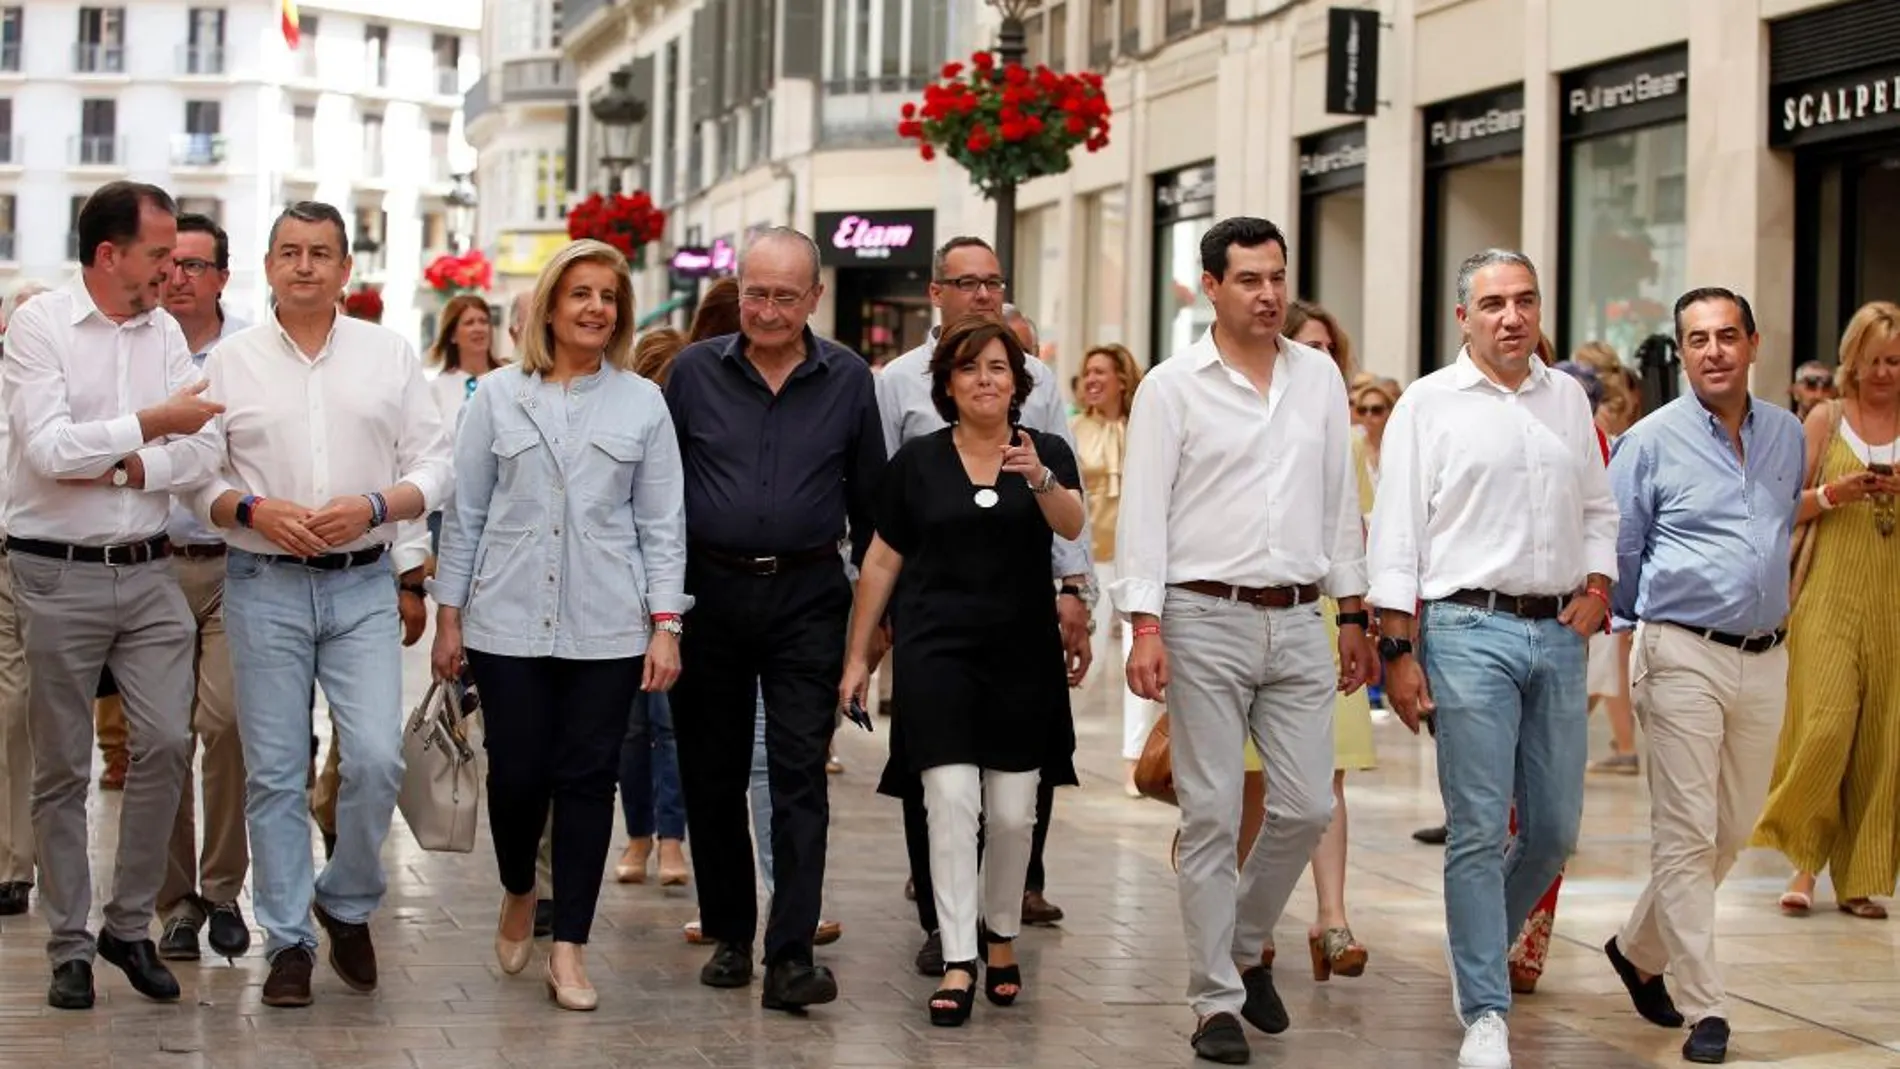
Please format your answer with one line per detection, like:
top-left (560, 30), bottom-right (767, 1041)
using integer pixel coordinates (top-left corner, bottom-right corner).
top-left (1355, 404), bottom-right (1389, 417)
top-left (1798, 375), bottom-right (1834, 389)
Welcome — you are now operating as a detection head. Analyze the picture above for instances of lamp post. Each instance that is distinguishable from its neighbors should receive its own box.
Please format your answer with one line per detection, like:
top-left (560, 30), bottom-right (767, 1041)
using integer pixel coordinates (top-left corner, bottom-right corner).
top-left (985, 0), bottom-right (1041, 282)
top-left (445, 172), bottom-right (478, 253)
top-left (589, 65), bottom-right (647, 195)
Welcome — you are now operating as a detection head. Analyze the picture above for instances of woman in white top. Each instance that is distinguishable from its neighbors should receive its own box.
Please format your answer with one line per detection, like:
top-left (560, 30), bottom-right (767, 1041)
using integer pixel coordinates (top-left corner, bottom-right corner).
top-left (425, 294), bottom-right (505, 551)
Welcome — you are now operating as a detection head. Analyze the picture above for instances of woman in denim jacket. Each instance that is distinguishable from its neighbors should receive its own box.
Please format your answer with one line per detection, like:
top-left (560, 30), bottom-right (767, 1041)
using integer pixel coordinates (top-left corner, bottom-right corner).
top-left (430, 239), bottom-right (689, 1010)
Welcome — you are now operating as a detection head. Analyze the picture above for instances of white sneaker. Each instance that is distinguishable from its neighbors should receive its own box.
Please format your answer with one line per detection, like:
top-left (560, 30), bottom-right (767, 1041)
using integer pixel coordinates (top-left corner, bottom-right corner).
top-left (1458, 1012), bottom-right (1512, 1069)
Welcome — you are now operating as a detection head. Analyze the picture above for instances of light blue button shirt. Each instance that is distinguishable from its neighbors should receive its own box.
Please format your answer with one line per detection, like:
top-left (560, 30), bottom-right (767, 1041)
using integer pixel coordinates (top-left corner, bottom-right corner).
top-left (1609, 393), bottom-right (1806, 635)
top-left (431, 364), bottom-right (691, 660)
top-left (168, 309), bottom-right (248, 546)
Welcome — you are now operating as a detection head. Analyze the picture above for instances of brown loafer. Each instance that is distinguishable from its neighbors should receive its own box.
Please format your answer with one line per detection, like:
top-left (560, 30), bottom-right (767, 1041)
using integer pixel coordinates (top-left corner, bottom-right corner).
top-left (262, 946), bottom-right (315, 1008)
top-left (813, 919), bottom-right (843, 946)
top-left (1021, 891), bottom-right (1063, 926)
top-left (314, 904), bottom-right (377, 992)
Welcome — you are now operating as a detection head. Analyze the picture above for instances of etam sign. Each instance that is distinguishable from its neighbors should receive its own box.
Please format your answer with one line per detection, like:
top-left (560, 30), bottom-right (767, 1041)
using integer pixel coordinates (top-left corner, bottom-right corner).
top-left (814, 210), bottom-right (935, 268)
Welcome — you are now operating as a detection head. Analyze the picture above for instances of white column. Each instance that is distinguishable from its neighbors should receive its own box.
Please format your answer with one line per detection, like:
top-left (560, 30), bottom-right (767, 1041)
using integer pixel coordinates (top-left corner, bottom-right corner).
top-left (1361, 0), bottom-right (1421, 381)
top-left (1521, 0), bottom-right (1561, 299)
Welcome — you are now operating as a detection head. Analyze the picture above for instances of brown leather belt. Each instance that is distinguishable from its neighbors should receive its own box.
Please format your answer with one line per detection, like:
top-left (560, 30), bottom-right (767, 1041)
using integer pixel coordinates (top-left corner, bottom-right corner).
top-left (692, 542), bottom-right (840, 577)
top-left (173, 543), bottom-right (228, 560)
top-left (1442, 588), bottom-right (1567, 620)
top-left (1172, 580), bottom-right (1320, 609)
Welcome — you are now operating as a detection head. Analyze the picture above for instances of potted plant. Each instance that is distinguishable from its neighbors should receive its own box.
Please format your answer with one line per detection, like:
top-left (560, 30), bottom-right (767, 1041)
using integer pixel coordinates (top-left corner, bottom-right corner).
top-left (423, 249), bottom-right (494, 299)
top-left (897, 52), bottom-right (1112, 198)
top-left (566, 190), bottom-right (668, 269)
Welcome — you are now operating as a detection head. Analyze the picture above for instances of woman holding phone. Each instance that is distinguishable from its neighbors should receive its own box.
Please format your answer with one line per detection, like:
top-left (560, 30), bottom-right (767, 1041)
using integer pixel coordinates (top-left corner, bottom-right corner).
top-left (840, 314), bottom-right (1083, 1028)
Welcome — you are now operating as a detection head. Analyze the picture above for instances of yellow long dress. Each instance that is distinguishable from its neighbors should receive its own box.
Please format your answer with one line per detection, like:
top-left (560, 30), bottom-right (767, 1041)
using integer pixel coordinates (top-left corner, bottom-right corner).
top-left (1751, 434), bottom-right (1900, 900)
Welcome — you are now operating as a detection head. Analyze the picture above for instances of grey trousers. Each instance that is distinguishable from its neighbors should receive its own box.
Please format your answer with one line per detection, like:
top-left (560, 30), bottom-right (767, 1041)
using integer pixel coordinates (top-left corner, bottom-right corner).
top-left (10, 552), bottom-right (194, 965)
top-left (1163, 588), bottom-right (1336, 1019)
top-left (0, 561), bottom-right (32, 885)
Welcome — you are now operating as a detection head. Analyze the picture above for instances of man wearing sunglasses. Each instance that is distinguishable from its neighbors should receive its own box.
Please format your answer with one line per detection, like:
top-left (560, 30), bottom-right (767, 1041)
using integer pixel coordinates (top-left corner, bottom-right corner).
top-left (1788, 360), bottom-right (1836, 420)
top-left (153, 213), bottom-right (254, 966)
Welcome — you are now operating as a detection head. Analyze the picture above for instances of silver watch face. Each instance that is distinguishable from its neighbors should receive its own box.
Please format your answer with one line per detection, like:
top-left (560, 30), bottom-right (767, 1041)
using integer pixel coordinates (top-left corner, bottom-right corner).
top-left (111, 467), bottom-right (129, 487)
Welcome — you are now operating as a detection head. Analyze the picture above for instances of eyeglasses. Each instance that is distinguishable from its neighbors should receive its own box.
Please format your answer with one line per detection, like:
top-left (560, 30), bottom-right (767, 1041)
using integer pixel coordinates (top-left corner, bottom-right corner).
top-left (1354, 405), bottom-right (1389, 417)
top-left (935, 276), bottom-right (1008, 294)
top-left (1797, 375), bottom-right (1834, 389)
top-left (173, 258), bottom-right (215, 278)
top-left (739, 288), bottom-right (813, 310)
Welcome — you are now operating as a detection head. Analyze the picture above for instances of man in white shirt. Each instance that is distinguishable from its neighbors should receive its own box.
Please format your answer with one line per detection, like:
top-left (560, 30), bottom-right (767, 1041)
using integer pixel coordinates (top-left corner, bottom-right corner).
top-left (873, 236), bottom-right (1095, 973)
top-left (193, 201), bottom-right (451, 1009)
top-left (1113, 216), bottom-right (1371, 1065)
top-left (0, 282), bottom-right (48, 922)
top-left (152, 212), bottom-right (255, 967)
top-left (1367, 249), bottom-right (1617, 1069)
top-left (4, 181), bottom-right (227, 1010)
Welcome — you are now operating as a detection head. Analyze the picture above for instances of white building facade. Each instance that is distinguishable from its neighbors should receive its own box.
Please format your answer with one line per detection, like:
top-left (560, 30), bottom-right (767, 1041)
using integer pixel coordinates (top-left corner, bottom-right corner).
top-left (0, 0), bottom-right (481, 348)
top-left (554, 0), bottom-right (1894, 397)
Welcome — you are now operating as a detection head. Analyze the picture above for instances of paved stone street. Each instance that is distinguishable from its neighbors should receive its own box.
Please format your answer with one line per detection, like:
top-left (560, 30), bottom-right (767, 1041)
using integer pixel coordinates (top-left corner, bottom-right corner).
top-left (0, 629), bottom-right (1895, 1069)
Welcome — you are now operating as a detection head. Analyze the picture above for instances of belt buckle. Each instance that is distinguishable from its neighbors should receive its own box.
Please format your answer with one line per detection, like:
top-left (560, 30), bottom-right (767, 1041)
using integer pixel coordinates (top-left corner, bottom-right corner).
top-left (752, 555), bottom-right (779, 576)
top-left (102, 543), bottom-right (133, 567)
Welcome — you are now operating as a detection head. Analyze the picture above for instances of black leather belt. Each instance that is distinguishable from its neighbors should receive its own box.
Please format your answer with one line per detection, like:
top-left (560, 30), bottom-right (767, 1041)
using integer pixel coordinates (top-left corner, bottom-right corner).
top-left (692, 542), bottom-right (839, 576)
top-left (174, 543), bottom-right (228, 561)
top-left (1172, 580), bottom-right (1321, 608)
top-left (1443, 588), bottom-right (1567, 620)
top-left (5, 534), bottom-right (170, 566)
top-left (259, 546), bottom-right (386, 571)
top-left (1664, 622), bottom-right (1785, 654)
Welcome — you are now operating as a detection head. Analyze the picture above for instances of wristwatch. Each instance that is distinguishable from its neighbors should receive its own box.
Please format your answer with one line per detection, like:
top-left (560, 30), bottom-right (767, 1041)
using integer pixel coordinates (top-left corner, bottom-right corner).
top-left (1059, 578), bottom-right (1099, 615)
top-left (653, 618), bottom-right (684, 636)
top-left (1377, 636), bottom-right (1415, 663)
top-left (1029, 468), bottom-right (1057, 495)
top-left (110, 461), bottom-right (129, 488)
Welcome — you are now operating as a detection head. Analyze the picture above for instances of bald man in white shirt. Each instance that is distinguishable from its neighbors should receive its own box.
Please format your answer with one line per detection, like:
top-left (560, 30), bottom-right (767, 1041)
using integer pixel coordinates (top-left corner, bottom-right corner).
top-left (1113, 217), bottom-right (1371, 1065)
top-left (1367, 249), bottom-right (1617, 1069)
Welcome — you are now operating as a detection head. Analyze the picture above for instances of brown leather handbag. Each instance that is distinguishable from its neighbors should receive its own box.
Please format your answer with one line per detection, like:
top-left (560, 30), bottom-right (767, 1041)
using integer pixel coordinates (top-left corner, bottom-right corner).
top-left (1133, 714), bottom-right (1177, 806)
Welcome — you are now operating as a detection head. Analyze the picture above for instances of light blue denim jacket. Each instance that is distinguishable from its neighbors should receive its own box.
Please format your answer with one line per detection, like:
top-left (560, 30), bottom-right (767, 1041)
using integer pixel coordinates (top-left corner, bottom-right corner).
top-left (431, 364), bottom-right (691, 659)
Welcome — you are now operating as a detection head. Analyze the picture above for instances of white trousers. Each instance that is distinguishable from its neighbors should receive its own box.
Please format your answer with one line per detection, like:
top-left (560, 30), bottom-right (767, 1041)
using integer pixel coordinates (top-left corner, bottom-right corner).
top-left (921, 764), bottom-right (1041, 964)
top-left (1099, 560), bottom-right (1161, 759)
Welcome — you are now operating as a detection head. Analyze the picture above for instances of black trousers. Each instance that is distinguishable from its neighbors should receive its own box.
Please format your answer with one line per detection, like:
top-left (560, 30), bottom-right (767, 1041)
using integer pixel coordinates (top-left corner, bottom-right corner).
top-left (907, 777), bottom-right (1058, 933)
top-left (466, 651), bottom-right (641, 945)
top-left (673, 557), bottom-right (849, 966)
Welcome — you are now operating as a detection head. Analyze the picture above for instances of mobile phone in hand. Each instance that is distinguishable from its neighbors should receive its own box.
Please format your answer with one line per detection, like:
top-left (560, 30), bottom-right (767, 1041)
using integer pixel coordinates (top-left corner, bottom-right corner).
top-left (1869, 463), bottom-right (1894, 477)
top-left (843, 696), bottom-right (875, 733)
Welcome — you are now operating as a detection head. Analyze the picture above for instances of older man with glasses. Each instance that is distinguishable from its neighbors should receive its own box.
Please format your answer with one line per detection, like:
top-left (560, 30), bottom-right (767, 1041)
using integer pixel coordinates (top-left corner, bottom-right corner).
top-left (1788, 360), bottom-right (1837, 420)
top-left (663, 227), bottom-right (886, 1013)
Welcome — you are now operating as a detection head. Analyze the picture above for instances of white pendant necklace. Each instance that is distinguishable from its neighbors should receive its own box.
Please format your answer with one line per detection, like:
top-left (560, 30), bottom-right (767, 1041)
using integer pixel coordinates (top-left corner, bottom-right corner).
top-left (973, 488), bottom-right (999, 509)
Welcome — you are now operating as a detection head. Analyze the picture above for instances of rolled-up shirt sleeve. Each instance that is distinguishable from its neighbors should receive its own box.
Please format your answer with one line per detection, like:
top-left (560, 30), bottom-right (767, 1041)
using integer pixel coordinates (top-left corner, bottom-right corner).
top-left (5, 306), bottom-right (144, 480)
top-left (394, 345), bottom-right (452, 510)
top-left (1109, 376), bottom-right (1180, 618)
top-left (1607, 433), bottom-right (1652, 627)
top-left (635, 392), bottom-right (693, 617)
top-left (1320, 374), bottom-right (1368, 598)
top-left (1366, 393), bottom-right (1428, 612)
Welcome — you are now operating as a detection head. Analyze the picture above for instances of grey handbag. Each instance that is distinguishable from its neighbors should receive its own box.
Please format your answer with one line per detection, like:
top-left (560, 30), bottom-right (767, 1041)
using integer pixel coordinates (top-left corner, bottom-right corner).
top-left (397, 679), bottom-right (482, 853)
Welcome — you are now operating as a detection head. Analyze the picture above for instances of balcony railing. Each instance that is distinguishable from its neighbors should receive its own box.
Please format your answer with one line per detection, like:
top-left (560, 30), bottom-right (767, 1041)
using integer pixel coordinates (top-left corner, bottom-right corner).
top-left (501, 58), bottom-right (574, 102)
top-left (0, 135), bottom-right (18, 165)
top-left (1, 43), bottom-right (20, 72)
top-left (435, 67), bottom-right (459, 96)
top-left (74, 43), bottom-right (126, 74)
top-left (71, 134), bottom-right (125, 166)
top-left (817, 76), bottom-right (928, 147)
top-left (0, 233), bottom-right (15, 261)
top-left (177, 44), bottom-right (226, 75)
top-left (172, 133), bottom-right (227, 166)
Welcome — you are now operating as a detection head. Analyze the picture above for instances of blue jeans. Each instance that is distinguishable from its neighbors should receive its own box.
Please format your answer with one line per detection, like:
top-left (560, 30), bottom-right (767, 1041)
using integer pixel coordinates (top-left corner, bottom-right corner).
top-left (750, 685), bottom-right (773, 897)
top-left (620, 690), bottom-right (687, 841)
top-left (1423, 600), bottom-right (1588, 1023)
top-left (224, 550), bottom-right (404, 958)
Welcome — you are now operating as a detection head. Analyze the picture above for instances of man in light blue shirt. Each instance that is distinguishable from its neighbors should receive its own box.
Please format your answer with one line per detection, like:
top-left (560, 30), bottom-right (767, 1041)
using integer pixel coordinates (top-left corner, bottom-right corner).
top-left (1604, 287), bottom-right (1804, 1066)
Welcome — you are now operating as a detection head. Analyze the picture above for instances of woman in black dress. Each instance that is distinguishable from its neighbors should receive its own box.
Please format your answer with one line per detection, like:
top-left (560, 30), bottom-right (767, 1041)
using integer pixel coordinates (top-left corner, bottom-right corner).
top-left (840, 314), bottom-right (1085, 1027)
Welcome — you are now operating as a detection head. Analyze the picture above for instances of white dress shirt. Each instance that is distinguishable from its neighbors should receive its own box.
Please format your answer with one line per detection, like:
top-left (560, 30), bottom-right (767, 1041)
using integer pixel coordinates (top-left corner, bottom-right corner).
top-left (1366, 348), bottom-right (1619, 610)
top-left (194, 312), bottom-right (452, 557)
top-left (874, 329), bottom-right (1092, 580)
top-left (169, 308), bottom-right (249, 547)
top-left (3, 277), bottom-right (223, 544)
top-left (1110, 330), bottom-right (1366, 619)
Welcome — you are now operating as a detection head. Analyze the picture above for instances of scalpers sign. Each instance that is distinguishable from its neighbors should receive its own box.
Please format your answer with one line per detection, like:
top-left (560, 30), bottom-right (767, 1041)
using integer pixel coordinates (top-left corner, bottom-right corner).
top-left (1774, 68), bottom-right (1900, 145)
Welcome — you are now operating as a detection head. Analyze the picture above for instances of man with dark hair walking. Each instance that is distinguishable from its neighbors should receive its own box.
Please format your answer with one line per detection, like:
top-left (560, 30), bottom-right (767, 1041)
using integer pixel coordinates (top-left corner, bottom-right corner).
top-left (1115, 216), bottom-right (1371, 1064)
top-left (192, 200), bottom-right (450, 1008)
top-left (3, 180), bottom-right (227, 1009)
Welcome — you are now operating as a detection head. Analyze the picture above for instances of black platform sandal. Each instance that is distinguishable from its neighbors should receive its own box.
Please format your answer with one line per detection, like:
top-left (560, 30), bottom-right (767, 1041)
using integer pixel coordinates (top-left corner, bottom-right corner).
top-left (928, 961), bottom-right (978, 1027)
top-left (982, 930), bottom-right (1021, 1007)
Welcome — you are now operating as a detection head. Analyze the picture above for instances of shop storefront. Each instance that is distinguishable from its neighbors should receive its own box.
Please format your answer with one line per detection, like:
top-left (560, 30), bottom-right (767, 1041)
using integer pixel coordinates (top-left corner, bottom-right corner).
top-left (816, 209), bottom-right (936, 365)
top-left (1420, 85), bottom-right (1525, 371)
top-left (1151, 162), bottom-right (1216, 365)
top-left (1559, 46), bottom-right (1688, 361)
top-left (1773, 0), bottom-right (1900, 366)
top-left (1297, 123), bottom-right (1367, 351)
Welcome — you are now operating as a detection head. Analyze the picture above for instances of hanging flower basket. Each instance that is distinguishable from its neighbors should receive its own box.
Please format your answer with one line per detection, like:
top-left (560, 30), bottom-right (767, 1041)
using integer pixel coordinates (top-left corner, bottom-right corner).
top-left (566, 191), bottom-right (667, 269)
top-left (423, 249), bottom-right (494, 298)
top-left (897, 51), bottom-right (1112, 199)
top-left (342, 284), bottom-right (384, 322)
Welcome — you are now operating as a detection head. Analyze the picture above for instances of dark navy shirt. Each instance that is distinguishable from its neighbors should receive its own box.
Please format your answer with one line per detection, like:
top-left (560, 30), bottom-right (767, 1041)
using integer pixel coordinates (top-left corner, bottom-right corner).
top-left (663, 328), bottom-right (886, 564)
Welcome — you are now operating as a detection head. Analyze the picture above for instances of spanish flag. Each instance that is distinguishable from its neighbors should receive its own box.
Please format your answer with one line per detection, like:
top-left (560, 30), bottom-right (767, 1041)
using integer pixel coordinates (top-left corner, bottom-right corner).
top-left (281, 0), bottom-right (300, 49)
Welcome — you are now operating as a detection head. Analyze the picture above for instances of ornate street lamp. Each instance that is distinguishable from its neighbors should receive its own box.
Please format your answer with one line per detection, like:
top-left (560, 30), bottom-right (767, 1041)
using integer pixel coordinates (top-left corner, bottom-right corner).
top-left (445, 172), bottom-right (478, 253)
top-left (984, 0), bottom-right (1042, 282)
top-left (589, 66), bottom-right (647, 195)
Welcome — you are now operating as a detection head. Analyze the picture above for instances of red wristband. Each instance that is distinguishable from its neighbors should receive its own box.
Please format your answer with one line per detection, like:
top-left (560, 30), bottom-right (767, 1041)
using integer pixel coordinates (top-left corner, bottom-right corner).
top-left (651, 613), bottom-right (681, 622)
top-left (1583, 586), bottom-right (1610, 607)
top-left (1133, 623), bottom-right (1161, 638)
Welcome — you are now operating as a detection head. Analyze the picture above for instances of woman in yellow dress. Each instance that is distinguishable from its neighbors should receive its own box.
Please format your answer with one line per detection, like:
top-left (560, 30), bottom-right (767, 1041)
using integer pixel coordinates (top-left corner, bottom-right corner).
top-left (1754, 300), bottom-right (1900, 919)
